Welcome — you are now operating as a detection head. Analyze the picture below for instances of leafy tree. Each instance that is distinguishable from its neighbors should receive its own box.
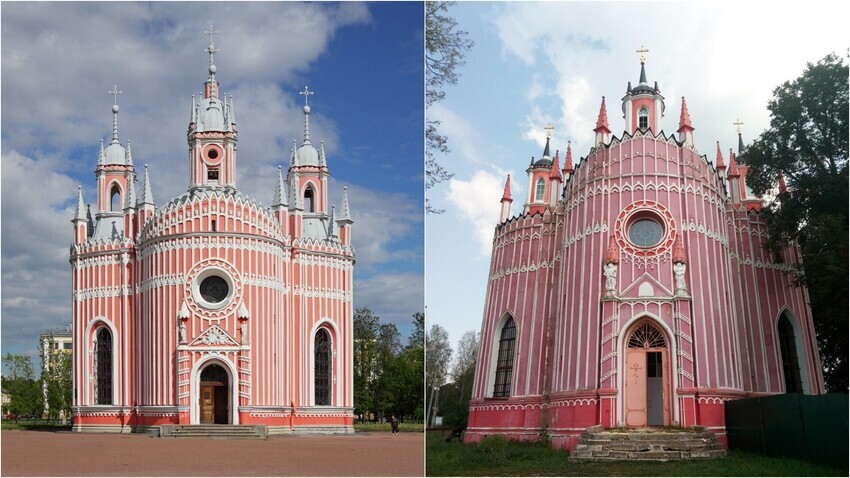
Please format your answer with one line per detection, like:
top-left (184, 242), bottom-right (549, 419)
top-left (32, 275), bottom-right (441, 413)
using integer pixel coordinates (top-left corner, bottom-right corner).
top-left (41, 337), bottom-right (73, 422)
top-left (2, 353), bottom-right (43, 419)
top-left (439, 330), bottom-right (480, 429)
top-left (745, 53), bottom-right (849, 392)
top-left (353, 307), bottom-right (379, 420)
top-left (425, 1), bottom-right (474, 213)
top-left (425, 324), bottom-right (453, 425)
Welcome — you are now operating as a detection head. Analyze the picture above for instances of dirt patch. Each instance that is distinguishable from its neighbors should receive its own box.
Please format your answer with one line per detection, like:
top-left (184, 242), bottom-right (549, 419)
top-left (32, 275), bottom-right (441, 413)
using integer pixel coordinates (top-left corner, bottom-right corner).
top-left (1, 430), bottom-right (424, 476)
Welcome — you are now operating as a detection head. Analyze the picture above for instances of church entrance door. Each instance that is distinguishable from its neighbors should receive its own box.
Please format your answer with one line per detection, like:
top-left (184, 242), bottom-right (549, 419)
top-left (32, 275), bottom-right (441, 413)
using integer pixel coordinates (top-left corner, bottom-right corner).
top-left (199, 363), bottom-right (230, 425)
top-left (624, 321), bottom-right (671, 427)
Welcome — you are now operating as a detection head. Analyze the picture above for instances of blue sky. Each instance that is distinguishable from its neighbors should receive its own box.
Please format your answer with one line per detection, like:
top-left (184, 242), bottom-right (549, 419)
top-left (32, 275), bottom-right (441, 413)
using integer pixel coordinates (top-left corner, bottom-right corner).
top-left (425, 2), bottom-right (847, 354)
top-left (1, 2), bottom-right (424, 367)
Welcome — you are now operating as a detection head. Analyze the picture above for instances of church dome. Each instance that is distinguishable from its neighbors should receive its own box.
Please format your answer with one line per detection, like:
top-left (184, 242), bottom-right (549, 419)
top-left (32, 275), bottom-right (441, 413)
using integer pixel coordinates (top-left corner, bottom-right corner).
top-left (296, 142), bottom-right (320, 166)
top-left (103, 142), bottom-right (127, 165)
top-left (195, 98), bottom-right (227, 132)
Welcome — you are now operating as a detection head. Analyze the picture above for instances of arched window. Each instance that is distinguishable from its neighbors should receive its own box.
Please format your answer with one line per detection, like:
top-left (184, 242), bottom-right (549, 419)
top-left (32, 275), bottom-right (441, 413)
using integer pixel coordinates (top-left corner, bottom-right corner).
top-left (535, 178), bottom-right (545, 202)
top-left (314, 328), bottom-right (332, 405)
top-left (638, 108), bottom-right (649, 131)
top-left (493, 317), bottom-right (516, 398)
top-left (110, 185), bottom-right (121, 212)
top-left (628, 321), bottom-right (666, 349)
top-left (778, 316), bottom-right (803, 393)
top-left (304, 187), bottom-right (315, 213)
top-left (95, 328), bottom-right (113, 405)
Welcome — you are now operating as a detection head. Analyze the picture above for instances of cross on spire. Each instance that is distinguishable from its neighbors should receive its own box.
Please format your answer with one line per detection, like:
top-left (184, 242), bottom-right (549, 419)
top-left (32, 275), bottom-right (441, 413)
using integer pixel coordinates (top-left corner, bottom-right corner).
top-left (205, 25), bottom-right (220, 65)
top-left (636, 45), bottom-right (649, 64)
top-left (109, 85), bottom-right (122, 106)
top-left (544, 123), bottom-right (554, 139)
top-left (733, 118), bottom-right (744, 134)
top-left (300, 86), bottom-right (314, 107)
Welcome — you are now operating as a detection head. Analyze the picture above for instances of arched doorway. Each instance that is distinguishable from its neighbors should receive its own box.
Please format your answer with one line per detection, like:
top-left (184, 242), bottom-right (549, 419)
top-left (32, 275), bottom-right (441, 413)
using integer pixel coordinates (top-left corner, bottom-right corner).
top-left (778, 314), bottom-right (803, 393)
top-left (199, 363), bottom-right (230, 424)
top-left (624, 320), bottom-right (671, 427)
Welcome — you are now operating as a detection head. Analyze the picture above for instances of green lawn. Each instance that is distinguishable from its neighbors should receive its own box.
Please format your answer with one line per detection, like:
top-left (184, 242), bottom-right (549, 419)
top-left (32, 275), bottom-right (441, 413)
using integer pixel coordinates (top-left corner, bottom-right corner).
top-left (425, 432), bottom-right (846, 476)
top-left (353, 422), bottom-right (423, 433)
top-left (1, 418), bottom-right (72, 431)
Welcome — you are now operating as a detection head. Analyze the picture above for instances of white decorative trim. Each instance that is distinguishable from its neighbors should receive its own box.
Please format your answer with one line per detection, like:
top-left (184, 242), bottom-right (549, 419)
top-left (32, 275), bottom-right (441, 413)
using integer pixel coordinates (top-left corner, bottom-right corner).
top-left (189, 325), bottom-right (240, 347)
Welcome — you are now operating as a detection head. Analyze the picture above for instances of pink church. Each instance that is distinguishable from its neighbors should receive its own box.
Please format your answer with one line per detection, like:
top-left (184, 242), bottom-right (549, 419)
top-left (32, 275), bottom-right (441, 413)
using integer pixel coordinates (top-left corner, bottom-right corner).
top-left (70, 30), bottom-right (355, 434)
top-left (465, 57), bottom-right (824, 450)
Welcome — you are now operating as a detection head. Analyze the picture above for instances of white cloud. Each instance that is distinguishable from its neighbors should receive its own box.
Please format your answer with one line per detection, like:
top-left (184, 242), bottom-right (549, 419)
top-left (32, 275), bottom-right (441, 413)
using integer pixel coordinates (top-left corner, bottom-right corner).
top-left (446, 169), bottom-right (517, 256)
top-left (355, 272), bottom-right (424, 331)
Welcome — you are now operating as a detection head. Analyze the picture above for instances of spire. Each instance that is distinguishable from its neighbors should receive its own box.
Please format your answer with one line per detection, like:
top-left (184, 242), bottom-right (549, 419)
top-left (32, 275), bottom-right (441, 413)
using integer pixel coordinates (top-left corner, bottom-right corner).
top-left (605, 235), bottom-right (619, 265)
top-left (319, 140), bottom-right (327, 167)
top-left (228, 95), bottom-right (236, 126)
top-left (563, 142), bottom-right (574, 174)
top-left (190, 94), bottom-right (196, 124)
top-left (108, 85), bottom-right (122, 145)
top-left (594, 97), bottom-right (610, 133)
top-left (299, 86), bottom-right (314, 145)
top-left (125, 140), bottom-right (133, 166)
top-left (672, 235), bottom-right (687, 264)
top-left (138, 164), bottom-right (155, 206)
top-left (204, 24), bottom-right (220, 97)
top-left (272, 166), bottom-right (289, 207)
top-left (290, 140), bottom-right (297, 165)
top-left (289, 173), bottom-right (303, 211)
top-left (98, 138), bottom-right (105, 165)
top-left (677, 97), bottom-right (693, 132)
top-left (124, 174), bottom-right (136, 209)
top-left (328, 205), bottom-right (336, 237)
top-left (727, 149), bottom-right (740, 178)
top-left (636, 45), bottom-right (649, 84)
top-left (501, 174), bottom-right (512, 202)
top-left (734, 118), bottom-right (745, 154)
top-left (74, 186), bottom-right (86, 221)
top-left (549, 150), bottom-right (561, 180)
top-left (338, 186), bottom-right (352, 223)
top-left (715, 142), bottom-right (726, 171)
top-left (86, 204), bottom-right (94, 237)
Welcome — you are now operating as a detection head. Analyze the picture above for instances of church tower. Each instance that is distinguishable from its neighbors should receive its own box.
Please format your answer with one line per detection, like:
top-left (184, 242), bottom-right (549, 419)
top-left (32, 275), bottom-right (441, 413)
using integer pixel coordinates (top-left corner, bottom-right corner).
top-left (94, 86), bottom-right (136, 241)
top-left (188, 26), bottom-right (238, 192)
top-left (622, 46), bottom-right (665, 135)
top-left (524, 124), bottom-right (558, 215)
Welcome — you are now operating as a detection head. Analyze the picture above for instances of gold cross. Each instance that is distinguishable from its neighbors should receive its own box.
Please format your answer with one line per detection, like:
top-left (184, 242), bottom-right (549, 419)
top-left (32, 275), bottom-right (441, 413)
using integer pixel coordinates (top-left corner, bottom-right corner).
top-left (544, 123), bottom-right (554, 139)
top-left (636, 45), bottom-right (649, 63)
top-left (733, 118), bottom-right (744, 134)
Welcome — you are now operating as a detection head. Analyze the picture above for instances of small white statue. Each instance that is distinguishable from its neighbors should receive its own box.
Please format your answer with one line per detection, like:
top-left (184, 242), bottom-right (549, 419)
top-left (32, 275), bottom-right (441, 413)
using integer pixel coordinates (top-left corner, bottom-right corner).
top-left (179, 322), bottom-right (187, 343)
top-left (674, 262), bottom-right (687, 293)
top-left (240, 321), bottom-right (248, 343)
top-left (603, 262), bottom-right (617, 294)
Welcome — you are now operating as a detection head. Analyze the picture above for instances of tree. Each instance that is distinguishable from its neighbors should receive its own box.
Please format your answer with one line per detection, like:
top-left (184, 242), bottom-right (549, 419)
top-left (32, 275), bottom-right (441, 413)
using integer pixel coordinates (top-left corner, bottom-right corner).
top-left (425, 1), bottom-right (473, 213)
top-left (745, 53), bottom-right (849, 392)
top-left (440, 330), bottom-right (479, 429)
top-left (2, 353), bottom-right (43, 420)
top-left (41, 337), bottom-right (72, 422)
top-left (353, 307), bottom-right (380, 420)
top-left (425, 324), bottom-right (453, 425)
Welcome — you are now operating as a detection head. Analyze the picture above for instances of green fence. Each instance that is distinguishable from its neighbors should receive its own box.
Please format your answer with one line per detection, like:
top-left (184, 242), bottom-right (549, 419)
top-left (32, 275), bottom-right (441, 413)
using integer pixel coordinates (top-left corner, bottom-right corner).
top-left (725, 393), bottom-right (848, 468)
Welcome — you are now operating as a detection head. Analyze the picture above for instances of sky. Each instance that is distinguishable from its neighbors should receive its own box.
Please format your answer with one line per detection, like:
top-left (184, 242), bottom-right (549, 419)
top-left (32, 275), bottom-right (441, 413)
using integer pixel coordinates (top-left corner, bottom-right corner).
top-left (425, 2), bottom-right (848, 354)
top-left (0, 2), bottom-right (425, 368)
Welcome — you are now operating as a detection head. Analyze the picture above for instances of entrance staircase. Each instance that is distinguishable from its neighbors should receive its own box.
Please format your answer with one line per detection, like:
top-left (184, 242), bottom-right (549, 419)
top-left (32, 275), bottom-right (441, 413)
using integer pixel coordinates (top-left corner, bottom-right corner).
top-left (569, 425), bottom-right (726, 461)
top-left (159, 424), bottom-right (268, 440)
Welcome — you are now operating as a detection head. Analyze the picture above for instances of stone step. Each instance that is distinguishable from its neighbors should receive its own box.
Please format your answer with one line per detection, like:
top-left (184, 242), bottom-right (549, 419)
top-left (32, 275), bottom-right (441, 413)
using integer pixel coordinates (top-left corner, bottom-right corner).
top-left (160, 424), bottom-right (267, 439)
top-left (570, 426), bottom-right (726, 461)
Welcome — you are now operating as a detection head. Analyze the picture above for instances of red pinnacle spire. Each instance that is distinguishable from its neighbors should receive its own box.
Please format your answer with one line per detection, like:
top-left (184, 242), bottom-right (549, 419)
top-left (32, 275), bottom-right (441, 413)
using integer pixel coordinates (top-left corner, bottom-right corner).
top-left (605, 235), bottom-right (619, 264)
top-left (672, 235), bottom-right (687, 264)
top-left (677, 96), bottom-right (694, 133)
top-left (501, 174), bottom-right (512, 202)
top-left (594, 96), bottom-right (611, 133)
top-left (715, 141), bottom-right (726, 171)
top-left (563, 142), bottom-right (574, 174)
top-left (550, 150), bottom-right (562, 180)
top-left (727, 149), bottom-right (740, 177)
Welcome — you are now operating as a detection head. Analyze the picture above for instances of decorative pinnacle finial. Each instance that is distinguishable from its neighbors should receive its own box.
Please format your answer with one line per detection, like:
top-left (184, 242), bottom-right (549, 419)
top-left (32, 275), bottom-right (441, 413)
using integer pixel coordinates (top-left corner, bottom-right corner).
top-left (300, 86), bottom-right (314, 143)
top-left (734, 118), bottom-right (744, 134)
top-left (544, 123), bottom-right (554, 139)
top-left (636, 45), bottom-right (649, 64)
top-left (204, 25), bottom-right (219, 66)
top-left (300, 86), bottom-right (314, 108)
top-left (108, 85), bottom-right (122, 144)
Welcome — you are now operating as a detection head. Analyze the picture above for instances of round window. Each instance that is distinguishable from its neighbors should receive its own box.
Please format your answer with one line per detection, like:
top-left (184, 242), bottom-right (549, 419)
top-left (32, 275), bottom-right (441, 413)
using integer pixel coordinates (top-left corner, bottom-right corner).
top-left (208, 149), bottom-right (219, 160)
top-left (199, 276), bottom-right (228, 304)
top-left (629, 219), bottom-right (663, 248)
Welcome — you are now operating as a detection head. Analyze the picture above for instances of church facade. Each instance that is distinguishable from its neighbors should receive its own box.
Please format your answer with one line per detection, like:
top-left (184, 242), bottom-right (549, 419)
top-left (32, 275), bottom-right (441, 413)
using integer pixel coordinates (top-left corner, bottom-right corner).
top-left (70, 31), bottom-right (355, 433)
top-left (465, 57), bottom-right (824, 450)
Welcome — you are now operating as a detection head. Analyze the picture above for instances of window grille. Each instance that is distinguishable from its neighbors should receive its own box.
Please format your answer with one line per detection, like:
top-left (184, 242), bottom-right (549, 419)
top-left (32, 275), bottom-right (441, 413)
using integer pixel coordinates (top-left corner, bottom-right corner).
top-left (628, 322), bottom-right (666, 349)
top-left (493, 317), bottom-right (516, 398)
top-left (535, 178), bottom-right (545, 202)
top-left (95, 328), bottom-right (113, 405)
top-left (314, 329), bottom-right (332, 405)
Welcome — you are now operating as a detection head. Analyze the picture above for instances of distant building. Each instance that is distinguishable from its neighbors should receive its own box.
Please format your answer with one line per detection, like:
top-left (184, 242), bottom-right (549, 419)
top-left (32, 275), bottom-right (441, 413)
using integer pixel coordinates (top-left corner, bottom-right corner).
top-left (40, 324), bottom-right (73, 419)
top-left (70, 29), bottom-right (355, 433)
top-left (466, 56), bottom-right (824, 451)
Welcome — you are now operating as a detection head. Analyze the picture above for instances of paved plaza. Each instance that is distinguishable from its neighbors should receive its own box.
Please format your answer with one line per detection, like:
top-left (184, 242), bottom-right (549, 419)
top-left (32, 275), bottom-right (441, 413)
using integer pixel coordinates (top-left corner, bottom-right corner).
top-left (1, 430), bottom-right (424, 476)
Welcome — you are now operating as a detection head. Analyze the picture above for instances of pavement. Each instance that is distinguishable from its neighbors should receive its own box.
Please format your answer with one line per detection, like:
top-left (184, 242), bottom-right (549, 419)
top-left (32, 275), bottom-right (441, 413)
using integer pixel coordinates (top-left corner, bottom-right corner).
top-left (1, 430), bottom-right (424, 476)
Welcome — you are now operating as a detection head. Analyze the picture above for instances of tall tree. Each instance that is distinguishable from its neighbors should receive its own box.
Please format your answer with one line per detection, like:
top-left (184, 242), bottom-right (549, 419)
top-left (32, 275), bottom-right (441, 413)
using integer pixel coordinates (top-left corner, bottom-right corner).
top-left (2, 353), bottom-right (43, 419)
top-left (40, 337), bottom-right (73, 422)
top-left (353, 307), bottom-right (380, 420)
top-left (425, 1), bottom-right (473, 213)
top-left (745, 53), bottom-right (849, 392)
top-left (425, 324), bottom-right (453, 425)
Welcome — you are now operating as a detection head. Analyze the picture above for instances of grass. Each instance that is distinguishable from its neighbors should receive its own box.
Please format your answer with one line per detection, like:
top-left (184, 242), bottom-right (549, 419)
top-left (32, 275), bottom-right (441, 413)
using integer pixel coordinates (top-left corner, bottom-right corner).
top-left (1, 418), bottom-right (72, 431)
top-left (353, 422), bottom-right (423, 433)
top-left (425, 432), bottom-right (846, 476)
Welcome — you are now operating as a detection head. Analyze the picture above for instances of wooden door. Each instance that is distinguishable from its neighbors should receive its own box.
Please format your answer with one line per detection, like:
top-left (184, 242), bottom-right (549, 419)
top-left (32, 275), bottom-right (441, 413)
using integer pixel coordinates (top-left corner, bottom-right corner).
top-left (625, 349), bottom-right (647, 426)
top-left (201, 385), bottom-right (214, 423)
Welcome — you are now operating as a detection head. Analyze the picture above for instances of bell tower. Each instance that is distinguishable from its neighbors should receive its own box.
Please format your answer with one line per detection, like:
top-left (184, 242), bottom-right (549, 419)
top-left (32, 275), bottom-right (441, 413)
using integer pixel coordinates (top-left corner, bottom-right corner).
top-left (622, 46), bottom-right (665, 135)
top-left (187, 25), bottom-right (238, 192)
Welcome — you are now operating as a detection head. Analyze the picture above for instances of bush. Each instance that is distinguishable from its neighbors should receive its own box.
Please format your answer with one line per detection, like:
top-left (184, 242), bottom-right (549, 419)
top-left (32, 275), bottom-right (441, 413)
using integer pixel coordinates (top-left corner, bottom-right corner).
top-left (477, 434), bottom-right (508, 456)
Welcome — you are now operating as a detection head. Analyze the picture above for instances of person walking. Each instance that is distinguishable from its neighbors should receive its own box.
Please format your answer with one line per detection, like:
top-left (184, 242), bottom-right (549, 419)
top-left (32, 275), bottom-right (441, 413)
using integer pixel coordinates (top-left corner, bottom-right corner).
top-left (390, 415), bottom-right (399, 435)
